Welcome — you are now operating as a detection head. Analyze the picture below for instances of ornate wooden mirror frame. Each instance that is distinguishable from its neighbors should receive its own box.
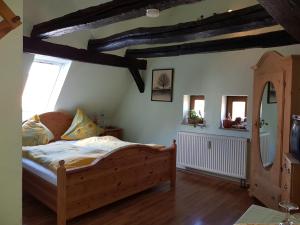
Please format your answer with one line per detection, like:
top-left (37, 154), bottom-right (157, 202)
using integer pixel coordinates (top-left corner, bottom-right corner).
top-left (0, 0), bottom-right (21, 39)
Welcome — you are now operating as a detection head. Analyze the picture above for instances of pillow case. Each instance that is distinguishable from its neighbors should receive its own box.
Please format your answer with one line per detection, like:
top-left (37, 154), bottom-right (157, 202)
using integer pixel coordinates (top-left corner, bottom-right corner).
top-left (22, 115), bottom-right (54, 146)
top-left (61, 108), bottom-right (104, 141)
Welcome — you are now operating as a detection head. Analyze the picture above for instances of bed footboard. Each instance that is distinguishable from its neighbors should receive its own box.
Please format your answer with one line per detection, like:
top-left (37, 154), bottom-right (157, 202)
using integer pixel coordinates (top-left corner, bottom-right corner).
top-left (57, 140), bottom-right (177, 225)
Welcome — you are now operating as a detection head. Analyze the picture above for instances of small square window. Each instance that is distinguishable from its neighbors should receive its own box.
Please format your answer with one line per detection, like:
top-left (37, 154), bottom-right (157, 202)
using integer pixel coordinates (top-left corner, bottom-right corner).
top-left (190, 95), bottom-right (205, 118)
top-left (183, 95), bottom-right (205, 127)
top-left (226, 96), bottom-right (248, 120)
top-left (221, 95), bottom-right (248, 130)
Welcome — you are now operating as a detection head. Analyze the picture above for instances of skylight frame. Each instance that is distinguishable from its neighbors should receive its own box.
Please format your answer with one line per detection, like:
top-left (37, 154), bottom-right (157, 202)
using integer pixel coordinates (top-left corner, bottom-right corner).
top-left (22, 54), bottom-right (72, 120)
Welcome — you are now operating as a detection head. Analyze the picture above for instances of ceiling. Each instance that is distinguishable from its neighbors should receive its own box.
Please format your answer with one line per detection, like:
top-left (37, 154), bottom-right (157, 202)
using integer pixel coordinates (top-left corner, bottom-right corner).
top-left (24, 0), bottom-right (282, 54)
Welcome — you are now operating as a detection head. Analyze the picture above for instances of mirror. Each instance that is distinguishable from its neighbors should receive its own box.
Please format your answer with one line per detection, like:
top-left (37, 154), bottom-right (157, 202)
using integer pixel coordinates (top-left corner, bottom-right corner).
top-left (259, 82), bottom-right (278, 168)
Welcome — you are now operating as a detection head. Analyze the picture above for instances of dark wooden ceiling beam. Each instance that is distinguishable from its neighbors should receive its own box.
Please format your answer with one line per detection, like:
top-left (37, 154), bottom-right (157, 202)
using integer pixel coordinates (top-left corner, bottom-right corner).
top-left (125, 30), bottom-right (299, 58)
top-left (128, 66), bottom-right (145, 93)
top-left (24, 36), bottom-right (146, 93)
top-left (258, 0), bottom-right (300, 41)
top-left (23, 36), bottom-right (147, 70)
top-left (88, 5), bottom-right (277, 52)
top-left (31, 0), bottom-right (203, 39)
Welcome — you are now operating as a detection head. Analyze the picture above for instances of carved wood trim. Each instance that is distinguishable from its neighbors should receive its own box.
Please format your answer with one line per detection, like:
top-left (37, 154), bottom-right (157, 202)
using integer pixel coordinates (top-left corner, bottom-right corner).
top-left (0, 0), bottom-right (21, 39)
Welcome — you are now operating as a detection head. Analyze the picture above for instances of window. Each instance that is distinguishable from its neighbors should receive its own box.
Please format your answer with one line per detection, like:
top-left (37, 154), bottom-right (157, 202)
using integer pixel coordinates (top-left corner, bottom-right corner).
top-left (22, 55), bottom-right (71, 121)
top-left (190, 95), bottom-right (205, 117)
top-left (226, 96), bottom-right (248, 120)
top-left (182, 95), bottom-right (206, 126)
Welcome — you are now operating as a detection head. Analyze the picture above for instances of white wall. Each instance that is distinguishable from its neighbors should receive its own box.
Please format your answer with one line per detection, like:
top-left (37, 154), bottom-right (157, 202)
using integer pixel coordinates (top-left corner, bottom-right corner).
top-left (113, 45), bottom-right (300, 146)
top-left (54, 61), bottom-right (132, 121)
top-left (0, 1), bottom-right (22, 224)
top-left (23, 53), bottom-right (133, 122)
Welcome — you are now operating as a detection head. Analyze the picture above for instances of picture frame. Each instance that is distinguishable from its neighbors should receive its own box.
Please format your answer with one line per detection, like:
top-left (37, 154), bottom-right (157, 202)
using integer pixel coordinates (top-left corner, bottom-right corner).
top-left (0, 0), bottom-right (21, 40)
top-left (267, 82), bottom-right (277, 104)
top-left (151, 68), bottom-right (174, 102)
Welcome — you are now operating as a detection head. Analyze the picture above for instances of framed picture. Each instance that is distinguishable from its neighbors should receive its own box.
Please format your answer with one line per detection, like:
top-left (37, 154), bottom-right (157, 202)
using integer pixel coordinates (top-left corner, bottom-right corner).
top-left (267, 82), bottom-right (277, 104)
top-left (0, 0), bottom-right (22, 39)
top-left (151, 69), bottom-right (174, 102)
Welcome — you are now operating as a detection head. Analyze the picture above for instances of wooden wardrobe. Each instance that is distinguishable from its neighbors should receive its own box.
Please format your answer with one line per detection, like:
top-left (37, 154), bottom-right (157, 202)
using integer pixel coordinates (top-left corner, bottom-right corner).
top-left (249, 51), bottom-right (300, 209)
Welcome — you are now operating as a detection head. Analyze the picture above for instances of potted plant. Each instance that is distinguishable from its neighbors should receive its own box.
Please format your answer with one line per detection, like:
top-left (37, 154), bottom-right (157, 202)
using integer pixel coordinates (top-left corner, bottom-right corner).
top-left (188, 110), bottom-right (204, 127)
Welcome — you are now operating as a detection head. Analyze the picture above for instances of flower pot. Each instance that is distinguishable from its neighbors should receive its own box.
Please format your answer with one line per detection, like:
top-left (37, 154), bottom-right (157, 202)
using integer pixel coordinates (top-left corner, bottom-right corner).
top-left (223, 119), bottom-right (232, 129)
top-left (188, 118), bottom-right (203, 126)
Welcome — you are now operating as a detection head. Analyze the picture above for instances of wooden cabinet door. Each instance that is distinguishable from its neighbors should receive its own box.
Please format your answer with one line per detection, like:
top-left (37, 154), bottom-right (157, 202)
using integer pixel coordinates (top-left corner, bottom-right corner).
top-left (250, 52), bottom-right (286, 209)
top-left (282, 154), bottom-right (300, 206)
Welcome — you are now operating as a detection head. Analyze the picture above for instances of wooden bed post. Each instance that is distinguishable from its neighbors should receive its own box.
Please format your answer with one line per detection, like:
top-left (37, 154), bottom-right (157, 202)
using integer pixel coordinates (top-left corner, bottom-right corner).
top-left (57, 160), bottom-right (67, 225)
top-left (171, 140), bottom-right (177, 189)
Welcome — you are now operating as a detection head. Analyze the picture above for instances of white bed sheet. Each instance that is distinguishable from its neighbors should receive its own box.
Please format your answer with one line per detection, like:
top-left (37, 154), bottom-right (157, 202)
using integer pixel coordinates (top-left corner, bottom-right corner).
top-left (22, 158), bottom-right (57, 186)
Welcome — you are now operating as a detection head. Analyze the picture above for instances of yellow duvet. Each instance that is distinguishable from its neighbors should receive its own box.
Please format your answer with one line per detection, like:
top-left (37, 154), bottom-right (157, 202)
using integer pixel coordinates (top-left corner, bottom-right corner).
top-left (22, 136), bottom-right (141, 172)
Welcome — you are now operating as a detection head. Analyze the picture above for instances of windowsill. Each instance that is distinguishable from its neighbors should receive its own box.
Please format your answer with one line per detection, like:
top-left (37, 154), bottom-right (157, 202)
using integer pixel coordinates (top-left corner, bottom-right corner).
top-left (219, 127), bottom-right (249, 132)
top-left (182, 122), bottom-right (207, 128)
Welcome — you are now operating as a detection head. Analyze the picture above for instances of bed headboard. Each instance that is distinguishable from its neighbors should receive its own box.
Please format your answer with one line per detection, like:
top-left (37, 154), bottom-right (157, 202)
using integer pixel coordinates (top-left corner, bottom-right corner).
top-left (39, 112), bottom-right (73, 141)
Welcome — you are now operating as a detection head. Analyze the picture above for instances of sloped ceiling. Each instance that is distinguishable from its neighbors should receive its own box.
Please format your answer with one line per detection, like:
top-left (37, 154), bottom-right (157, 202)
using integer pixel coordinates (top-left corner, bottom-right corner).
top-left (25, 0), bottom-right (279, 53)
top-left (68, 0), bottom-right (280, 54)
top-left (23, 0), bottom-right (93, 48)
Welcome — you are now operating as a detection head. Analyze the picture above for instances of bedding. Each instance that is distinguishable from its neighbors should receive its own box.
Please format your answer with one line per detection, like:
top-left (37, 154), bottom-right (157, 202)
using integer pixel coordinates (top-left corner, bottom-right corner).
top-left (22, 115), bottom-right (54, 146)
top-left (61, 108), bottom-right (104, 140)
top-left (22, 136), bottom-right (164, 172)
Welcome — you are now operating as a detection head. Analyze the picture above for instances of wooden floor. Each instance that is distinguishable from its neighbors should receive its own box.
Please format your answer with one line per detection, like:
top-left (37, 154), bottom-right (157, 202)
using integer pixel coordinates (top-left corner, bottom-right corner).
top-left (23, 170), bottom-right (254, 225)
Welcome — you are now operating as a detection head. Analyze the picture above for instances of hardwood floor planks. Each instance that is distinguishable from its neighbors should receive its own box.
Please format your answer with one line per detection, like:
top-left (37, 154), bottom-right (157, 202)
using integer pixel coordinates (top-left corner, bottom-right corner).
top-left (23, 171), bottom-right (254, 225)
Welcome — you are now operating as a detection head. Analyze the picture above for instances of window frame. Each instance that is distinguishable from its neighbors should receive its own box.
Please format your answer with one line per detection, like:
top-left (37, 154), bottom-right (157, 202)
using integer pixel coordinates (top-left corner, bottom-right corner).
top-left (226, 96), bottom-right (248, 120)
top-left (22, 54), bottom-right (71, 121)
top-left (190, 95), bottom-right (205, 111)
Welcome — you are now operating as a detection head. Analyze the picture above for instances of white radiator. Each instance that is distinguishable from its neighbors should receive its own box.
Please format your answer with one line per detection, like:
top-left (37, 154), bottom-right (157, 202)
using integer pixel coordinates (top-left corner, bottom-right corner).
top-left (177, 132), bottom-right (248, 179)
top-left (260, 133), bottom-right (271, 167)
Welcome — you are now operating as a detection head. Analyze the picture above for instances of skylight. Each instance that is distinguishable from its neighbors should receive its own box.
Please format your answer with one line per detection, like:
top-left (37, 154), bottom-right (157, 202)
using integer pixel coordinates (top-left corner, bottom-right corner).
top-left (22, 55), bottom-right (71, 121)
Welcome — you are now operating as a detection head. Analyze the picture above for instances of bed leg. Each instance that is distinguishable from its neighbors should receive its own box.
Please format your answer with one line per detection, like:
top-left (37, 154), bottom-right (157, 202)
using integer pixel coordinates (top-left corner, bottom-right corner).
top-left (170, 140), bottom-right (177, 189)
top-left (57, 160), bottom-right (67, 225)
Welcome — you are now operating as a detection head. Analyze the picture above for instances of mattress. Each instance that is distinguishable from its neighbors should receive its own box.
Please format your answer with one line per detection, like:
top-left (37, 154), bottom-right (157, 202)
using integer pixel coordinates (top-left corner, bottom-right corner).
top-left (22, 158), bottom-right (57, 185)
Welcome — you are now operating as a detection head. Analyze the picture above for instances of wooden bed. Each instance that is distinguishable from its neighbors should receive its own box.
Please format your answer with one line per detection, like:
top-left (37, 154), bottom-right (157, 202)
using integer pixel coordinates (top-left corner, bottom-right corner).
top-left (22, 112), bottom-right (177, 225)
